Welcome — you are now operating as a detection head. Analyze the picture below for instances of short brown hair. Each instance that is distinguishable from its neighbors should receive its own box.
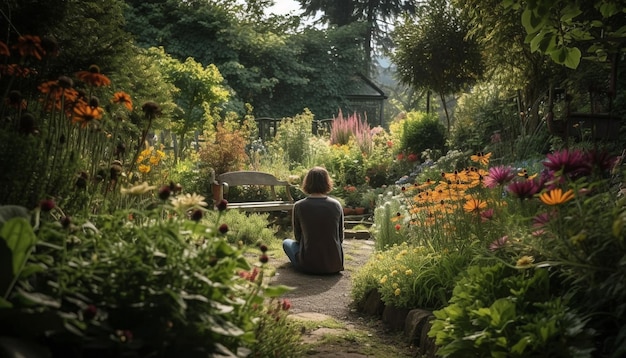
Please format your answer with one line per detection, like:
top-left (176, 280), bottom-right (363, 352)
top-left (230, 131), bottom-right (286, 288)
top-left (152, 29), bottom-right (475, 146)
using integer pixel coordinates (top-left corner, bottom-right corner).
top-left (301, 166), bottom-right (333, 194)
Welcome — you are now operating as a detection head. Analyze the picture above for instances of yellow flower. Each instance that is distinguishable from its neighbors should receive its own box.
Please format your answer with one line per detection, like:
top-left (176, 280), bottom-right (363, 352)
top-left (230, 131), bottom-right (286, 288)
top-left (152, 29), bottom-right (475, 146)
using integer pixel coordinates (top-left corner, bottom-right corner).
top-left (392, 283), bottom-right (398, 289)
top-left (539, 188), bottom-right (574, 205)
top-left (394, 288), bottom-right (401, 296)
top-left (470, 152), bottom-right (492, 166)
top-left (463, 198), bottom-right (487, 213)
top-left (377, 254), bottom-right (383, 260)
top-left (120, 182), bottom-right (156, 195)
top-left (516, 255), bottom-right (535, 268)
top-left (405, 269), bottom-right (413, 276)
top-left (149, 155), bottom-right (160, 165)
top-left (390, 270), bottom-right (398, 277)
top-left (379, 275), bottom-right (388, 284)
top-left (138, 164), bottom-right (151, 173)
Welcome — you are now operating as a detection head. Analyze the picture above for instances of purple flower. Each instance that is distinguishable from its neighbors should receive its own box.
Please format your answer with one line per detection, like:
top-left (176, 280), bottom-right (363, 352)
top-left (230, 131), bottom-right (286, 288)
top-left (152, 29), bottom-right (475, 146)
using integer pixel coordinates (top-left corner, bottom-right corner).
top-left (506, 179), bottom-right (540, 199)
top-left (483, 165), bottom-right (515, 188)
top-left (489, 236), bottom-right (508, 251)
top-left (543, 149), bottom-right (590, 178)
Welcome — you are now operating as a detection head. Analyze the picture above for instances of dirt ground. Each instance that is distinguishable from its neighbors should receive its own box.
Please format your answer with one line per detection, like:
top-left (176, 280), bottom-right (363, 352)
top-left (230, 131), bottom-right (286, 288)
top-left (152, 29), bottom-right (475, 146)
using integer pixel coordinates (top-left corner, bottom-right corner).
top-left (266, 237), bottom-right (416, 357)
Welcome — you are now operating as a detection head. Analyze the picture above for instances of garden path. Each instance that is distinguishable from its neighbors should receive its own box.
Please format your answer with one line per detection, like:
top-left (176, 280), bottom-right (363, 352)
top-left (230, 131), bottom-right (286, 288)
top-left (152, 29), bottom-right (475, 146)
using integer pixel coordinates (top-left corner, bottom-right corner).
top-left (267, 237), bottom-right (415, 357)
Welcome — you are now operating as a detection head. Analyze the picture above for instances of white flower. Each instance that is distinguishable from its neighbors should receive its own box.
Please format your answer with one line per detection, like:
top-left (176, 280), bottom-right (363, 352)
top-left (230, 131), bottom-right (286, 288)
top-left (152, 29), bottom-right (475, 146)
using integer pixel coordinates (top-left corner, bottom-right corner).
top-left (170, 193), bottom-right (208, 211)
top-left (120, 182), bottom-right (156, 195)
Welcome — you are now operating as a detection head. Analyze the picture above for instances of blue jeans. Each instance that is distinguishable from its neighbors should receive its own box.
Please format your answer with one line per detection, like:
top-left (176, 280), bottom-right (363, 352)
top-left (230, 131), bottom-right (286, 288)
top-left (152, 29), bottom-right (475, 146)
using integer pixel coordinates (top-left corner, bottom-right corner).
top-left (282, 239), bottom-right (300, 268)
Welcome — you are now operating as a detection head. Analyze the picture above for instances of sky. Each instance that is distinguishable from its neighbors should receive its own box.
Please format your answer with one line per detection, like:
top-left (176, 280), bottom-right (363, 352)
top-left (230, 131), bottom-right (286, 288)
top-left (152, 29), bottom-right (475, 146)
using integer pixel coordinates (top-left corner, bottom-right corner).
top-left (265, 0), bottom-right (303, 16)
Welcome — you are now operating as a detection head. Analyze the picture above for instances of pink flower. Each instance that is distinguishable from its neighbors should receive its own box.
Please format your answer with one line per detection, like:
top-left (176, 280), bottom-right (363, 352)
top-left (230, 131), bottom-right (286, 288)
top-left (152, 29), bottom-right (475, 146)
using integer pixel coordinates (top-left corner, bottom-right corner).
top-left (506, 179), bottom-right (540, 200)
top-left (489, 236), bottom-right (508, 251)
top-left (483, 166), bottom-right (515, 188)
top-left (543, 149), bottom-right (590, 178)
top-left (480, 208), bottom-right (494, 222)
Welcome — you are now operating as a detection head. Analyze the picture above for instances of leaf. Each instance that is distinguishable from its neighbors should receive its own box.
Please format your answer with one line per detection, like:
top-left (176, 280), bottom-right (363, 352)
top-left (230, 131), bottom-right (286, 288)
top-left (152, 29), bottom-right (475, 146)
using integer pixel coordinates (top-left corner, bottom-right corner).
top-left (521, 8), bottom-right (547, 33)
top-left (563, 47), bottom-right (582, 69)
top-left (0, 205), bottom-right (30, 224)
top-left (16, 288), bottom-right (61, 308)
top-left (1, 218), bottom-right (37, 275)
top-left (263, 284), bottom-right (293, 298)
top-left (0, 296), bottom-right (12, 308)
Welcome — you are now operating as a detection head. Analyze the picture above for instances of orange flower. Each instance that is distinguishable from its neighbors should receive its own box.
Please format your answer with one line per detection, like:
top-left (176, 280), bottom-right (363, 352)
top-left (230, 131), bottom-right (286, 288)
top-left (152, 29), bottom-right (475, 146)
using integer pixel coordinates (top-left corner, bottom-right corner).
top-left (0, 41), bottom-right (10, 56)
top-left (111, 91), bottom-right (133, 111)
top-left (539, 188), bottom-right (574, 205)
top-left (13, 35), bottom-right (44, 60)
top-left (72, 101), bottom-right (104, 127)
top-left (76, 65), bottom-right (111, 87)
top-left (463, 198), bottom-right (487, 213)
top-left (470, 152), bottom-right (492, 166)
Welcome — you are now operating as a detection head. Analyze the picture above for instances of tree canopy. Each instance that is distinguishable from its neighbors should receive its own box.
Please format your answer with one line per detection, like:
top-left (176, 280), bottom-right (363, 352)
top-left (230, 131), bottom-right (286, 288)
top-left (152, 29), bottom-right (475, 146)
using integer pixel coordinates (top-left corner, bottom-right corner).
top-left (392, 0), bottom-right (484, 131)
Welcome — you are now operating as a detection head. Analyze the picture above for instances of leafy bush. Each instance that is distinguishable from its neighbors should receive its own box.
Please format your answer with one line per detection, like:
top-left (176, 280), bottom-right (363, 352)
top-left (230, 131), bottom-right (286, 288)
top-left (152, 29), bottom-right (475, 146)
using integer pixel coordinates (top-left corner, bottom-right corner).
top-left (398, 111), bottom-right (446, 156)
top-left (199, 121), bottom-right (250, 175)
top-left (205, 209), bottom-right (279, 246)
top-left (429, 263), bottom-right (594, 357)
top-left (266, 110), bottom-right (314, 170)
top-left (352, 243), bottom-right (469, 310)
top-left (0, 198), bottom-right (297, 357)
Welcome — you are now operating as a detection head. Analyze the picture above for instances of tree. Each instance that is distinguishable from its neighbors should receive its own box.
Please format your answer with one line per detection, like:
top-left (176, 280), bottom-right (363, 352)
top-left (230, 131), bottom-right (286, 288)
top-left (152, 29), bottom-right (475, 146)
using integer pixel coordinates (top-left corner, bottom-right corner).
top-left (145, 47), bottom-right (229, 162)
top-left (298, 0), bottom-right (418, 72)
top-left (392, 0), bottom-right (484, 131)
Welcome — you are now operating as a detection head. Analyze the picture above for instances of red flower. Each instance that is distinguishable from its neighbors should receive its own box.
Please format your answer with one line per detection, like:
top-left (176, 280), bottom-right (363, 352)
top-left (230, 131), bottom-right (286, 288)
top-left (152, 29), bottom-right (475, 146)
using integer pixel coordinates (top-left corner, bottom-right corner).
top-left (259, 254), bottom-right (269, 264)
top-left (407, 153), bottom-right (419, 162)
top-left (39, 199), bottom-right (55, 212)
top-left (216, 199), bottom-right (228, 211)
top-left (218, 223), bottom-right (229, 234)
top-left (394, 224), bottom-right (401, 231)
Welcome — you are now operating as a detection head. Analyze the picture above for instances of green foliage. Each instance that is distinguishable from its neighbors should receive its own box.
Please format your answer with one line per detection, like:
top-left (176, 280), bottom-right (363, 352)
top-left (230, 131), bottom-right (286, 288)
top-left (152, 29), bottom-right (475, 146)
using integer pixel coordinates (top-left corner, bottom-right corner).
top-left (0, 203), bottom-right (295, 357)
top-left (371, 194), bottom-right (405, 250)
top-left (204, 209), bottom-right (278, 246)
top-left (353, 243), bottom-right (469, 311)
top-left (429, 263), bottom-right (594, 357)
top-left (266, 110), bottom-right (314, 171)
top-left (504, 0), bottom-right (626, 68)
top-left (398, 111), bottom-right (447, 156)
top-left (198, 121), bottom-right (250, 175)
top-left (392, 0), bottom-right (484, 128)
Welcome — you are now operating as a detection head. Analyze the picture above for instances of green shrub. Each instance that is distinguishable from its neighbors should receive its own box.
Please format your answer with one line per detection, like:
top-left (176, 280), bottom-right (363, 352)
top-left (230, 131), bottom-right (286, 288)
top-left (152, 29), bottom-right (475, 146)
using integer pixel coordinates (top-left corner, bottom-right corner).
top-left (399, 111), bottom-right (446, 156)
top-left (0, 200), bottom-right (295, 357)
top-left (429, 263), bottom-right (595, 357)
top-left (266, 109), bottom-right (314, 170)
top-left (352, 243), bottom-right (469, 311)
top-left (205, 209), bottom-right (278, 246)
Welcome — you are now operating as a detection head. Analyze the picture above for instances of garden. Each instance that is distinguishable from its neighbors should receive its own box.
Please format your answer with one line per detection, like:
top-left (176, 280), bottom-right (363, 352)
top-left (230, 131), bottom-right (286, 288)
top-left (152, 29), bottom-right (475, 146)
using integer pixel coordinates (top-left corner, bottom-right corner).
top-left (1, 1), bottom-right (626, 358)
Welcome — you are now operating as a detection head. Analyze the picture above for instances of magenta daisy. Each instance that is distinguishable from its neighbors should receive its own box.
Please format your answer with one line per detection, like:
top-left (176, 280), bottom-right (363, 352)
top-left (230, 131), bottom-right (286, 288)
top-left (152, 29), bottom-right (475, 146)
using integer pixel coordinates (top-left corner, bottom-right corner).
top-left (543, 149), bottom-right (590, 178)
top-left (506, 179), bottom-right (540, 200)
top-left (483, 165), bottom-right (515, 188)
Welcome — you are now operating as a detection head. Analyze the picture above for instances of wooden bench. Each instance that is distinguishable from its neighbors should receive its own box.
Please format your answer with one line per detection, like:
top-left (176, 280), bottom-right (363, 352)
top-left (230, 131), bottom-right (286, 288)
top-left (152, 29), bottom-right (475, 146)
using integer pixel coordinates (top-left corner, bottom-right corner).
top-left (214, 171), bottom-right (295, 212)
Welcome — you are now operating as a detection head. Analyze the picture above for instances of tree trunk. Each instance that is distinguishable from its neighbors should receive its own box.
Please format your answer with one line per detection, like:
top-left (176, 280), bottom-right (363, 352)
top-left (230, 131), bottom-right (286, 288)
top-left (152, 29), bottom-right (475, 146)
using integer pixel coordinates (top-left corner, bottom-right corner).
top-left (439, 92), bottom-right (450, 132)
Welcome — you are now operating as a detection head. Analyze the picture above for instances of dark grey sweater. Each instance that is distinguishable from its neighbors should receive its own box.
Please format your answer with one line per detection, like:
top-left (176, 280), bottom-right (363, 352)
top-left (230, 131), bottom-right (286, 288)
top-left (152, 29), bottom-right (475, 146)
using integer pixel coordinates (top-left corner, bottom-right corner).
top-left (293, 196), bottom-right (344, 274)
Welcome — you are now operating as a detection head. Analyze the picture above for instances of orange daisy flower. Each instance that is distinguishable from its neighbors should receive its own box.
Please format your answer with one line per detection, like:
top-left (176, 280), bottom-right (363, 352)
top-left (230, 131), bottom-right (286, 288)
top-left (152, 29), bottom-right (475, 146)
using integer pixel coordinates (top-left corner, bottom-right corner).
top-left (463, 198), bottom-right (487, 213)
top-left (0, 41), bottom-right (10, 56)
top-left (539, 188), bottom-right (574, 205)
top-left (76, 65), bottom-right (111, 87)
top-left (470, 152), bottom-right (492, 166)
top-left (14, 35), bottom-right (45, 60)
top-left (111, 91), bottom-right (133, 111)
top-left (72, 101), bottom-right (104, 127)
